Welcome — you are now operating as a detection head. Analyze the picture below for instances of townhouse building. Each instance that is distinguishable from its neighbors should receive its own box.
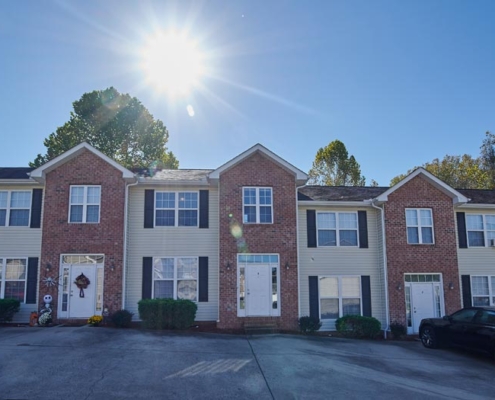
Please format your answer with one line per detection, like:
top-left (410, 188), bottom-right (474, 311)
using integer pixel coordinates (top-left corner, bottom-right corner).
top-left (1, 142), bottom-right (494, 334)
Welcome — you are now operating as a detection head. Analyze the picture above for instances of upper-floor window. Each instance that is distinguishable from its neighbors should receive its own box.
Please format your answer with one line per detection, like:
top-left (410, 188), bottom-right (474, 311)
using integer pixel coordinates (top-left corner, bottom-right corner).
top-left (405, 208), bottom-right (433, 244)
top-left (69, 186), bottom-right (101, 223)
top-left (0, 191), bottom-right (31, 226)
top-left (153, 257), bottom-right (198, 301)
top-left (466, 214), bottom-right (495, 247)
top-left (317, 212), bottom-right (358, 246)
top-left (155, 192), bottom-right (198, 227)
top-left (0, 258), bottom-right (27, 302)
top-left (243, 187), bottom-right (272, 224)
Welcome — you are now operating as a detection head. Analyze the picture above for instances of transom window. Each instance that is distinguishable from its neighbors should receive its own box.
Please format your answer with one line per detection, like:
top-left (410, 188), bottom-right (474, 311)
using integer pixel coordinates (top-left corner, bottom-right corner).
top-left (0, 258), bottom-right (27, 302)
top-left (405, 208), bottom-right (434, 244)
top-left (155, 192), bottom-right (198, 227)
top-left (69, 186), bottom-right (101, 223)
top-left (319, 276), bottom-right (361, 320)
top-left (317, 212), bottom-right (358, 246)
top-left (243, 187), bottom-right (273, 224)
top-left (466, 214), bottom-right (495, 247)
top-left (0, 191), bottom-right (31, 226)
top-left (153, 257), bottom-right (198, 301)
top-left (471, 276), bottom-right (495, 306)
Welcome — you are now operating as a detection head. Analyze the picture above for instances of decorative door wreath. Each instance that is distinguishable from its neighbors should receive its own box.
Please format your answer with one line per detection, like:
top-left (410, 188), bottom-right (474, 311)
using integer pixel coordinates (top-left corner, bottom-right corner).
top-left (74, 273), bottom-right (90, 298)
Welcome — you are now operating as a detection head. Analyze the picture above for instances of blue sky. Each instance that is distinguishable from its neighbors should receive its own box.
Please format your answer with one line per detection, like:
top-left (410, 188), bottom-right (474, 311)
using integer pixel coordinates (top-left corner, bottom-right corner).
top-left (1, 0), bottom-right (494, 185)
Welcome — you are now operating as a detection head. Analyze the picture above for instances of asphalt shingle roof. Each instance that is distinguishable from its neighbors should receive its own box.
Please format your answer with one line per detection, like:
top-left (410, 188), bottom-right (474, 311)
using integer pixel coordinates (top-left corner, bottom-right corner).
top-left (135, 169), bottom-right (213, 182)
top-left (0, 167), bottom-right (34, 180)
top-left (298, 186), bottom-right (389, 202)
top-left (456, 188), bottom-right (495, 204)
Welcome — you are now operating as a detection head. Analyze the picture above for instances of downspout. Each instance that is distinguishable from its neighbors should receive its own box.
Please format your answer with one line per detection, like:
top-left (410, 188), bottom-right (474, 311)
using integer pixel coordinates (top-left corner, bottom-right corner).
top-left (371, 200), bottom-right (390, 339)
top-left (296, 183), bottom-right (307, 319)
top-left (122, 179), bottom-right (139, 310)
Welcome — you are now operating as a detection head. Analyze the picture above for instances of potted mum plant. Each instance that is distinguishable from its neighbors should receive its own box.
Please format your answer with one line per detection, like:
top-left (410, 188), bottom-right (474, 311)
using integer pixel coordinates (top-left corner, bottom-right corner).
top-left (87, 315), bottom-right (103, 327)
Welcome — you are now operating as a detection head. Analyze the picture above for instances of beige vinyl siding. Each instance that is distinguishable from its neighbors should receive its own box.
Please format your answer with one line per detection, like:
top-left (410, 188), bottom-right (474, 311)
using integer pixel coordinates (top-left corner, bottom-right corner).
top-left (298, 205), bottom-right (386, 331)
top-left (0, 185), bottom-right (43, 322)
top-left (126, 185), bottom-right (219, 321)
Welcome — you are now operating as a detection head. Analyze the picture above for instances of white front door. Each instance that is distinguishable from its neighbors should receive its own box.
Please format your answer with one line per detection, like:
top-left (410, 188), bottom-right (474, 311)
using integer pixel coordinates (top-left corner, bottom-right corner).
top-left (411, 283), bottom-right (435, 333)
top-left (246, 265), bottom-right (271, 316)
top-left (69, 265), bottom-right (96, 318)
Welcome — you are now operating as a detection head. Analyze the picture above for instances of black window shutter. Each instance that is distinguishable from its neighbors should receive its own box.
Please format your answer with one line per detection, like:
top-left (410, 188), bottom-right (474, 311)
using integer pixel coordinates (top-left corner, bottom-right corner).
top-left (361, 276), bottom-right (372, 317)
top-left (309, 276), bottom-right (319, 319)
top-left (199, 190), bottom-right (209, 229)
top-left (30, 189), bottom-right (43, 228)
top-left (26, 258), bottom-right (39, 304)
top-left (358, 211), bottom-right (368, 249)
top-left (142, 257), bottom-right (153, 299)
top-left (461, 275), bottom-right (472, 308)
top-left (198, 257), bottom-right (209, 302)
top-left (456, 212), bottom-right (467, 248)
top-left (307, 210), bottom-right (317, 248)
top-left (144, 190), bottom-right (155, 229)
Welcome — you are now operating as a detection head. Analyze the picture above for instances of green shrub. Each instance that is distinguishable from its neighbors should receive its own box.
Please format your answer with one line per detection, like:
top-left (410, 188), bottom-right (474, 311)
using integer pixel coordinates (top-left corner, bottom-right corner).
top-left (298, 316), bottom-right (322, 334)
top-left (0, 299), bottom-right (21, 322)
top-left (389, 322), bottom-right (407, 339)
top-left (111, 309), bottom-right (134, 328)
top-left (335, 315), bottom-right (381, 339)
top-left (138, 299), bottom-right (197, 330)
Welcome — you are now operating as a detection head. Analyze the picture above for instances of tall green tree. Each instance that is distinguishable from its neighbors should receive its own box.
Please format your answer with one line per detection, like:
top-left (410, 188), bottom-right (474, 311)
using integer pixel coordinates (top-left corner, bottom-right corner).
top-left (480, 131), bottom-right (495, 187)
top-left (308, 140), bottom-right (366, 186)
top-left (30, 87), bottom-right (178, 169)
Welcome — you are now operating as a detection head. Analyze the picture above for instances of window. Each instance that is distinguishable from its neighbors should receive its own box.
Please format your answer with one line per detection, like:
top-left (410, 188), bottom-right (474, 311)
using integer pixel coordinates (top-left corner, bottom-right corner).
top-left (317, 212), bottom-right (358, 246)
top-left (405, 209), bottom-right (433, 244)
top-left (466, 214), bottom-right (495, 247)
top-left (0, 191), bottom-right (31, 226)
top-left (319, 276), bottom-right (361, 320)
top-left (155, 192), bottom-right (198, 227)
top-left (451, 308), bottom-right (478, 323)
top-left (69, 186), bottom-right (100, 223)
top-left (243, 187), bottom-right (272, 224)
top-left (153, 257), bottom-right (198, 301)
top-left (0, 258), bottom-right (27, 302)
top-left (471, 276), bottom-right (495, 306)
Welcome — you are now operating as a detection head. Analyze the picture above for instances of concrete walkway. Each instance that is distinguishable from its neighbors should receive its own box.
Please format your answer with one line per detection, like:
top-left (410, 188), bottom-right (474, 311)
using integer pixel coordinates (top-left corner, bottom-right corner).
top-left (0, 326), bottom-right (493, 399)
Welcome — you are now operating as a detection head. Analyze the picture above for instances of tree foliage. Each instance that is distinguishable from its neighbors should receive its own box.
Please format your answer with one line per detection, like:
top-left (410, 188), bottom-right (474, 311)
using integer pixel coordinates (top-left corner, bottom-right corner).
top-left (390, 132), bottom-right (494, 189)
top-left (30, 87), bottom-right (178, 169)
top-left (308, 140), bottom-right (366, 186)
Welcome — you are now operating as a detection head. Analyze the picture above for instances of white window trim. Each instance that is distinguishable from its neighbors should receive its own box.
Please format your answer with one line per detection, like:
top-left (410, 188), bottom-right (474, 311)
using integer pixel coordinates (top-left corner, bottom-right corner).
top-left (68, 185), bottom-right (101, 224)
top-left (0, 190), bottom-right (31, 227)
top-left (154, 191), bottom-right (199, 228)
top-left (471, 275), bottom-right (495, 306)
top-left (316, 212), bottom-right (359, 247)
top-left (319, 275), bottom-right (362, 321)
top-left (466, 214), bottom-right (495, 248)
top-left (0, 257), bottom-right (28, 303)
top-left (405, 208), bottom-right (434, 245)
top-left (152, 257), bottom-right (199, 301)
top-left (242, 187), bottom-right (273, 224)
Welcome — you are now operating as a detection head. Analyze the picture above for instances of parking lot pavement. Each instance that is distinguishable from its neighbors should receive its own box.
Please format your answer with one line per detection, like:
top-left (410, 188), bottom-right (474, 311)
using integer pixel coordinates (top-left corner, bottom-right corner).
top-left (0, 326), bottom-right (493, 400)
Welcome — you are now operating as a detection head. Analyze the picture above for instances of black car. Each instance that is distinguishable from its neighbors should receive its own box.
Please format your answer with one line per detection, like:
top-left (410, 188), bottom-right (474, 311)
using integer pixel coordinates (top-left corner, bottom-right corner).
top-left (419, 307), bottom-right (495, 360)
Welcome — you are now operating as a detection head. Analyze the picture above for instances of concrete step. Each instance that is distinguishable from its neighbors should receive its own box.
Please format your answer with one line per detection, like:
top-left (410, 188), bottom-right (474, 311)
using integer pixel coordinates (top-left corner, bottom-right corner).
top-left (244, 323), bottom-right (278, 335)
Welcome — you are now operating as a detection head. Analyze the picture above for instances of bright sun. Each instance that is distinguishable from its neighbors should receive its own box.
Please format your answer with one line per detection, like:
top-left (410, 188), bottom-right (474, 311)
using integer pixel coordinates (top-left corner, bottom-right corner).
top-left (141, 32), bottom-right (203, 96)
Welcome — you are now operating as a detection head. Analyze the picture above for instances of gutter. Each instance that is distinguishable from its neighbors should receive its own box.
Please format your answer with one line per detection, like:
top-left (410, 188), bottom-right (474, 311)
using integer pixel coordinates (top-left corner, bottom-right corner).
top-left (370, 199), bottom-right (390, 339)
top-left (298, 200), bottom-right (374, 207)
top-left (295, 184), bottom-right (307, 319)
top-left (122, 179), bottom-right (139, 310)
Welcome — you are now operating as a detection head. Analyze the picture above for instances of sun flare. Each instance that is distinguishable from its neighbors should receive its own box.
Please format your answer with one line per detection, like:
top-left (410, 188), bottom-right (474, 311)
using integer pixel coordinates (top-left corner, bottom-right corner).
top-left (141, 32), bottom-right (203, 96)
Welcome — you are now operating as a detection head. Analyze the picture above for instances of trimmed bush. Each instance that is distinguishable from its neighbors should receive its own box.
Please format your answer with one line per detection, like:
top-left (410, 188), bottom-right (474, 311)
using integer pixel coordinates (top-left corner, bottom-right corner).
top-left (389, 322), bottom-right (407, 339)
top-left (111, 309), bottom-right (134, 328)
top-left (298, 316), bottom-right (322, 334)
top-left (0, 299), bottom-right (21, 322)
top-left (335, 315), bottom-right (381, 339)
top-left (138, 299), bottom-right (197, 330)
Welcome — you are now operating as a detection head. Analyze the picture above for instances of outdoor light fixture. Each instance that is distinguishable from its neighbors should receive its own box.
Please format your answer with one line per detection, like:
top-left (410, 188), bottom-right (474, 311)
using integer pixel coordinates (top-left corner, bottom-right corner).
top-left (226, 262), bottom-right (231, 271)
top-left (449, 282), bottom-right (454, 290)
top-left (396, 283), bottom-right (403, 291)
top-left (46, 262), bottom-right (52, 272)
top-left (285, 261), bottom-right (290, 270)
top-left (110, 262), bottom-right (115, 272)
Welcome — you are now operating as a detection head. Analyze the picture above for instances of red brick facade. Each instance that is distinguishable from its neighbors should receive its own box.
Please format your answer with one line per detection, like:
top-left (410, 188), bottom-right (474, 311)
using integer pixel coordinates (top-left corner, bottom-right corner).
top-left (384, 175), bottom-right (461, 326)
top-left (217, 151), bottom-right (299, 330)
top-left (39, 149), bottom-right (126, 319)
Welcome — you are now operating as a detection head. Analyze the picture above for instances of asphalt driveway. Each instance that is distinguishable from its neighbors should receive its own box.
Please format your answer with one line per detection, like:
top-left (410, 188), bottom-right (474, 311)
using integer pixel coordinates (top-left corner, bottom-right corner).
top-left (0, 326), bottom-right (493, 399)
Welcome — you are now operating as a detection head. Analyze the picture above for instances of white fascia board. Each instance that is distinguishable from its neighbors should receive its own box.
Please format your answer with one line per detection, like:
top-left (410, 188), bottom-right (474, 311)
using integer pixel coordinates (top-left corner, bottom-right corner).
top-left (209, 143), bottom-right (308, 182)
top-left (0, 179), bottom-right (40, 185)
top-left (137, 177), bottom-right (211, 187)
top-left (298, 200), bottom-right (373, 207)
top-left (375, 167), bottom-right (469, 204)
top-left (456, 203), bottom-right (495, 210)
top-left (29, 142), bottom-right (136, 183)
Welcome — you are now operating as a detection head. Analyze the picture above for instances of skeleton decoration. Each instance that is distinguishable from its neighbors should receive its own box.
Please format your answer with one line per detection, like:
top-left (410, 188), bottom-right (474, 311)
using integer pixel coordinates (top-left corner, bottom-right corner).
top-left (38, 295), bottom-right (53, 326)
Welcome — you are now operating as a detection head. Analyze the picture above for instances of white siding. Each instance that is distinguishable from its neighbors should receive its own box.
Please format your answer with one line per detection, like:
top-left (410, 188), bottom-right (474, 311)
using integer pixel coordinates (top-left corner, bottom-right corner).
top-left (298, 205), bottom-right (386, 331)
top-left (0, 185), bottom-right (43, 323)
top-left (125, 185), bottom-right (219, 321)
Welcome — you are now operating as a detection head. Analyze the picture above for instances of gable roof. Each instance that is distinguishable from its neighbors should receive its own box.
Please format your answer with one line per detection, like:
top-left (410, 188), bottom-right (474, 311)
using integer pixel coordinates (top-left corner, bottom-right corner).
top-left (374, 167), bottom-right (469, 204)
top-left (29, 142), bottom-right (136, 183)
top-left (208, 143), bottom-right (307, 184)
